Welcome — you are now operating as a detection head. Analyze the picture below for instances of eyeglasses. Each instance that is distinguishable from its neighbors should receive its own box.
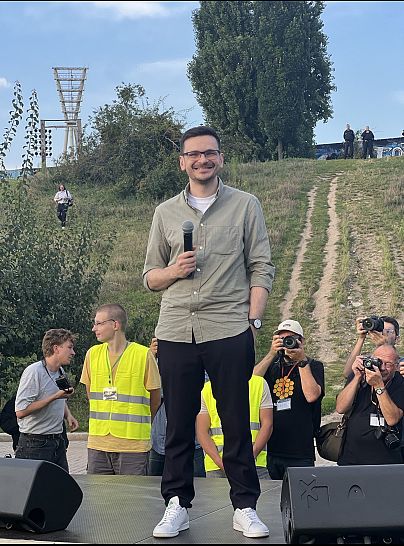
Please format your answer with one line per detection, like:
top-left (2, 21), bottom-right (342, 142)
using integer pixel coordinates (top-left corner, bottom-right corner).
top-left (93, 319), bottom-right (116, 327)
top-left (181, 149), bottom-right (221, 160)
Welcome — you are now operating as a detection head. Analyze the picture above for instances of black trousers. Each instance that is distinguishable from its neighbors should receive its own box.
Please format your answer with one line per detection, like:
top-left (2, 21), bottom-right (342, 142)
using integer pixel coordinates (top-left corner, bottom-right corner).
top-left (363, 140), bottom-right (373, 159)
top-left (57, 203), bottom-right (69, 227)
top-left (158, 329), bottom-right (260, 509)
top-left (344, 140), bottom-right (354, 159)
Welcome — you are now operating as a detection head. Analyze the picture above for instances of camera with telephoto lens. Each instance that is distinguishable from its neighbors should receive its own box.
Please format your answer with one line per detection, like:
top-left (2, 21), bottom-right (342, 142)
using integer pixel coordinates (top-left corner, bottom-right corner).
top-left (361, 316), bottom-right (384, 332)
top-left (55, 375), bottom-right (72, 392)
top-left (282, 335), bottom-right (300, 350)
top-left (362, 356), bottom-right (383, 371)
top-left (374, 424), bottom-right (401, 449)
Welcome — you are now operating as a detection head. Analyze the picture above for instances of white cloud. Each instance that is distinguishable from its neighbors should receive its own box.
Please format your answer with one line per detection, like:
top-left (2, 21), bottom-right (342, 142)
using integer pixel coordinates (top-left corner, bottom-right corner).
top-left (85, 1), bottom-right (195, 19)
top-left (137, 58), bottom-right (189, 74)
top-left (392, 90), bottom-right (404, 105)
top-left (0, 77), bottom-right (10, 89)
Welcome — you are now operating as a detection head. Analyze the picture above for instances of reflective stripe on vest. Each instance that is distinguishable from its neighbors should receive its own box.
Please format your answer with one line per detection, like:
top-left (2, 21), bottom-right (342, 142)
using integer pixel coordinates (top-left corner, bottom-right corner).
top-left (203, 375), bottom-right (267, 471)
top-left (88, 342), bottom-right (151, 440)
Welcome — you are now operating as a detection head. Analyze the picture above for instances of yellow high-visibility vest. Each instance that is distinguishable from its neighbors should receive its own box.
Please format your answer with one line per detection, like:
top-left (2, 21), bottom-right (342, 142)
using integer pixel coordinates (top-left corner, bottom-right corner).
top-left (202, 375), bottom-right (267, 471)
top-left (88, 342), bottom-right (151, 440)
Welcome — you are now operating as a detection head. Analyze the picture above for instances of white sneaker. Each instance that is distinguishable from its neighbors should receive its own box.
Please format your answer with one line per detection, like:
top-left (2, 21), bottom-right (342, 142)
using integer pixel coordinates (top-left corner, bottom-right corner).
top-left (153, 496), bottom-right (189, 538)
top-left (233, 507), bottom-right (269, 538)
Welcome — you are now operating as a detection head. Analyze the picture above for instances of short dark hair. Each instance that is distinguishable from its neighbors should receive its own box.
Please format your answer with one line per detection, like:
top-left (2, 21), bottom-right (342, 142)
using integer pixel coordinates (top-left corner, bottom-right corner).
top-left (380, 316), bottom-right (400, 337)
top-left (180, 126), bottom-right (221, 152)
top-left (42, 329), bottom-right (77, 357)
top-left (95, 303), bottom-right (128, 331)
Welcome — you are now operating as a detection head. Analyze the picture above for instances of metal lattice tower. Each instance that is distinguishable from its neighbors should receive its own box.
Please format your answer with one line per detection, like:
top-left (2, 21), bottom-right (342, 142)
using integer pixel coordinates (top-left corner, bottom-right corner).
top-left (52, 67), bottom-right (88, 158)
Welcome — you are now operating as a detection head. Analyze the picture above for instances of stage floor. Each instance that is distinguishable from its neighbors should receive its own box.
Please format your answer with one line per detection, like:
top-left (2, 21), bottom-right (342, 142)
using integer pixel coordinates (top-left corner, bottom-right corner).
top-left (0, 476), bottom-right (285, 544)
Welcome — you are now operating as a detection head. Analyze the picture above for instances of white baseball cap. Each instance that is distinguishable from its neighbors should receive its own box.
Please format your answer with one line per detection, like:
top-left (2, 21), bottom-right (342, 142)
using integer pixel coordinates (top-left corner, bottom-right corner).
top-left (274, 320), bottom-right (304, 338)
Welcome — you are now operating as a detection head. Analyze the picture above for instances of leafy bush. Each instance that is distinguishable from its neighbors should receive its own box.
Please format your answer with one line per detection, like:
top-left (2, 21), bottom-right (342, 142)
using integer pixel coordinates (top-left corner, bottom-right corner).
top-left (0, 181), bottom-right (114, 400)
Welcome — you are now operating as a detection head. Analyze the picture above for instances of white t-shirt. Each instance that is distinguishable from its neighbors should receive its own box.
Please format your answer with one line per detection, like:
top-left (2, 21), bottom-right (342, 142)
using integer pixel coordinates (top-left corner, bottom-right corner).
top-left (187, 193), bottom-right (216, 214)
top-left (54, 189), bottom-right (72, 204)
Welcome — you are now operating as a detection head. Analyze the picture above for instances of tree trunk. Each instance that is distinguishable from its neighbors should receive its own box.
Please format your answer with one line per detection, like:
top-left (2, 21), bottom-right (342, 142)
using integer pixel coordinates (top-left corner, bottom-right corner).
top-left (277, 138), bottom-right (283, 161)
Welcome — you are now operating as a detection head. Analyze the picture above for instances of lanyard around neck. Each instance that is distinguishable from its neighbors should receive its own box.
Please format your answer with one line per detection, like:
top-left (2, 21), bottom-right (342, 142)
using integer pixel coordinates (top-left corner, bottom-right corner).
top-left (107, 342), bottom-right (129, 384)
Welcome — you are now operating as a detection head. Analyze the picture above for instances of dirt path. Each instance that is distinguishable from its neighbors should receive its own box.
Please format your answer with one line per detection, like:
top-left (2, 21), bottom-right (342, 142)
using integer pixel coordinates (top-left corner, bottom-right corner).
top-left (280, 186), bottom-right (317, 320)
top-left (312, 175), bottom-right (341, 363)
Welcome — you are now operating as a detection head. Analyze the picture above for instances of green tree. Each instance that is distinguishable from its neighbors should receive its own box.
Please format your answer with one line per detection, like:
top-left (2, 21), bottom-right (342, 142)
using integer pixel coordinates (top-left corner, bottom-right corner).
top-left (188, 1), bottom-right (267, 160)
top-left (188, 1), bottom-right (335, 160)
top-left (0, 181), bottom-right (114, 399)
top-left (53, 83), bottom-right (185, 198)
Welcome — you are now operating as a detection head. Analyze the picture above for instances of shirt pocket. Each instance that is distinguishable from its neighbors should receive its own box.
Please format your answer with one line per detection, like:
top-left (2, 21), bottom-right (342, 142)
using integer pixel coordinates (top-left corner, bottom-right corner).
top-left (206, 226), bottom-right (241, 255)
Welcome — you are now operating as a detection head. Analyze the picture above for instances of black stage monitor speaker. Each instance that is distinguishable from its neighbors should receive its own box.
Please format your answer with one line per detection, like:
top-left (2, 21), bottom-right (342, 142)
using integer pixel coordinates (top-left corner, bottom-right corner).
top-left (281, 465), bottom-right (404, 544)
top-left (0, 458), bottom-right (83, 533)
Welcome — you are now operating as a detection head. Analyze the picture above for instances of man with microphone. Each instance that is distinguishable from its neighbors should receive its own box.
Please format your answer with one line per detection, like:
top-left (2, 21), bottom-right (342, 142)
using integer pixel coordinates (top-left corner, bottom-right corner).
top-left (143, 126), bottom-right (274, 539)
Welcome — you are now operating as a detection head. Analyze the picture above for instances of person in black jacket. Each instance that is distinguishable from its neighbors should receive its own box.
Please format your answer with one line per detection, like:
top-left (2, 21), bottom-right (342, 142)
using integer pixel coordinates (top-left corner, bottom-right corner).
top-left (343, 124), bottom-right (355, 159)
top-left (362, 126), bottom-right (375, 159)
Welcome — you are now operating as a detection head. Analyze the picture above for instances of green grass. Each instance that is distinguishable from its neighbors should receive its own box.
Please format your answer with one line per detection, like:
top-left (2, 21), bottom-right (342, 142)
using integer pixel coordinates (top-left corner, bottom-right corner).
top-left (2, 155), bottom-right (403, 422)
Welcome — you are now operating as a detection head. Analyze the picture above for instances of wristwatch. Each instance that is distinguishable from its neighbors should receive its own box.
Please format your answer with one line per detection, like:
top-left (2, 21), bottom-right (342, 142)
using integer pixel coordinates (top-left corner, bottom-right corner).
top-left (249, 318), bottom-right (262, 330)
top-left (298, 358), bottom-right (310, 368)
top-left (375, 386), bottom-right (386, 395)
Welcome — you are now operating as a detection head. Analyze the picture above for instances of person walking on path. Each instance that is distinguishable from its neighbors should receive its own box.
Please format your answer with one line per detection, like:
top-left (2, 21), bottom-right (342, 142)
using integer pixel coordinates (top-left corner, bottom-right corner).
top-left (54, 183), bottom-right (73, 229)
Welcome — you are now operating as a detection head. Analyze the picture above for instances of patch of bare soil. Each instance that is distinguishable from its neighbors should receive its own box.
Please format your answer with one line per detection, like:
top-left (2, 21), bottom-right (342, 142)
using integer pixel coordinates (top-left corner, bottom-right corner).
top-left (312, 176), bottom-right (341, 364)
top-left (280, 186), bottom-right (317, 320)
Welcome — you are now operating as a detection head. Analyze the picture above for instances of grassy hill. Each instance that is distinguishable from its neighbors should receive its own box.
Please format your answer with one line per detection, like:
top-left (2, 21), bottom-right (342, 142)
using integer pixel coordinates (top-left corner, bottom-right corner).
top-left (22, 156), bottom-right (404, 421)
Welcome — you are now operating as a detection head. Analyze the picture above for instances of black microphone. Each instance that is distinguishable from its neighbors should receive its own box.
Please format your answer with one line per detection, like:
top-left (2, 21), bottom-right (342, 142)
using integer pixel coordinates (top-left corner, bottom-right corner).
top-left (182, 220), bottom-right (194, 278)
top-left (182, 220), bottom-right (194, 252)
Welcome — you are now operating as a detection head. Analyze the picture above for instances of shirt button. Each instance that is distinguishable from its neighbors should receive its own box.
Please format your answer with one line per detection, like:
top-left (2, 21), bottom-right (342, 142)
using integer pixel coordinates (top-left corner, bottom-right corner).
top-left (199, 246), bottom-right (203, 250)
top-left (197, 268), bottom-right (201, 272)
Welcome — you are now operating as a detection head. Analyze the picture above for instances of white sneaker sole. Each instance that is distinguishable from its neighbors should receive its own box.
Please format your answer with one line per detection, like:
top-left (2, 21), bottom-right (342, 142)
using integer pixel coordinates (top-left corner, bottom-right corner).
top-left (153, 522), bottom-right (189, 538)
top-left (233, 523), bottom-right (270, 538)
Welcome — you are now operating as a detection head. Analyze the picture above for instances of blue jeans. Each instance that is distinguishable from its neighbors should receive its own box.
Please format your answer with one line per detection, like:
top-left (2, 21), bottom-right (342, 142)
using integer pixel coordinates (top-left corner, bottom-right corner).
top-left (15, 433), bottom-right (69, 473)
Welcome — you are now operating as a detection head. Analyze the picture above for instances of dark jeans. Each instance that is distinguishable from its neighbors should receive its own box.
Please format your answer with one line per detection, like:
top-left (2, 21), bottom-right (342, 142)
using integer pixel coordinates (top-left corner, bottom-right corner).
top-left (158, 329), bottom-right (259, 509)
top-left (148, 447), bottom-right (206, 477)
top-left (57, 203), bottom-right (69, 227)
top-left (15, 433), bottom-right (69, 473)
top-left (363, 140), bottom-right (373, 159)
top-left (267, 454), bottom-right (315, 481)
top-left (344, 140), bottom-right (354, 159)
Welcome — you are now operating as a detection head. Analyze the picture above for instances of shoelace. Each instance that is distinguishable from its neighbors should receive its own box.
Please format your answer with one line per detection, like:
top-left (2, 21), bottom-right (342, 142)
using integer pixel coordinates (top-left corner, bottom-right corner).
top-left (240, 508), bottom-right (260, 524)
top-left (160, 503), bottom-right (183, 523)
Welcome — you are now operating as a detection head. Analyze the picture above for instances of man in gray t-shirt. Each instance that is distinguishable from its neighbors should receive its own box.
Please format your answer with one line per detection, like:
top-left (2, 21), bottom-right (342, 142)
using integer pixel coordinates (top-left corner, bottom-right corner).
top-left (15, 328), bottom-right (78, 472)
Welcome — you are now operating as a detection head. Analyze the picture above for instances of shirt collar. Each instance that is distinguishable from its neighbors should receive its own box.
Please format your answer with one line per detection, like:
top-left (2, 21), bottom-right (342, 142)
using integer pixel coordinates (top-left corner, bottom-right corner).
top-left (183, 177), bottom-right (223, 205)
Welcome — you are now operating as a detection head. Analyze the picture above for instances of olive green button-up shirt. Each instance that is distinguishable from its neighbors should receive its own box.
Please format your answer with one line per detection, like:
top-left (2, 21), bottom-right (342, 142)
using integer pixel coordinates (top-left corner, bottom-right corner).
top-left (143, 179), bottom-right (275, 343)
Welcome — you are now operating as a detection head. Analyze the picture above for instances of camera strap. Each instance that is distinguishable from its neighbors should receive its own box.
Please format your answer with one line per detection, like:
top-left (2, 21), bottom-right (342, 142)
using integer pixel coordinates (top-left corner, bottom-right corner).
top-left (42, 359), bottom-right (65, 385)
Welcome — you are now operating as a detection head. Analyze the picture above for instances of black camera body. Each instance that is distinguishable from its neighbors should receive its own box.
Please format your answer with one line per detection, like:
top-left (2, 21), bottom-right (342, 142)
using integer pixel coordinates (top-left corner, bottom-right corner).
top-left (55, 375), bottom-right (72, 392)
top-left (362, 316), bottom-right (384, 332)
top-left (363, 356), bottom-right (382, 370)
top-left (282, 335), bottom-right (300, 350)
top-left (374, 425), bottom-right (401, 450)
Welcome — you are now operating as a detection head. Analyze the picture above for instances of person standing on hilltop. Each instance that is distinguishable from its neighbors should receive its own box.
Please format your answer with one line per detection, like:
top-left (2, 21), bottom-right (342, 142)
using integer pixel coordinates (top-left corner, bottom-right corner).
top-left (143, 125), bottom-right (275, 539)
top-left (343, 123), bottom-right (355, 159)
top-left (361, 126), bottom-right (375, 159)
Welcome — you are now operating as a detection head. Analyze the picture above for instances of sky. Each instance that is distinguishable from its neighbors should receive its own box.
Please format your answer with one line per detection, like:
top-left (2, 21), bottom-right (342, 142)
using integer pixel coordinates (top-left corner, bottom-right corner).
top-left (1, 0), bottom-right (404, 169)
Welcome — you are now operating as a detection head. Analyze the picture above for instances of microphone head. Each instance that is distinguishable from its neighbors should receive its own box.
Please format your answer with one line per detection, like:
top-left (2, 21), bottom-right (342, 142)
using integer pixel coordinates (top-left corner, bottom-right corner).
top-left (182, 220), bottom-right (194, 234)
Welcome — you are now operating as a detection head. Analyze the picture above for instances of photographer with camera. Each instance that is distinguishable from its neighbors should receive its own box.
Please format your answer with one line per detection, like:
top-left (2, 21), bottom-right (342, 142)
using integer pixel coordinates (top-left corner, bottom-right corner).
top-left (343, 315), bottom-right (400, 378)
top-left (14, 329), bottom-right (79, 472)
top-left (254, 320), bottom-right (324, 480)
top-left (337, 344), bottom-right (404, 466)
